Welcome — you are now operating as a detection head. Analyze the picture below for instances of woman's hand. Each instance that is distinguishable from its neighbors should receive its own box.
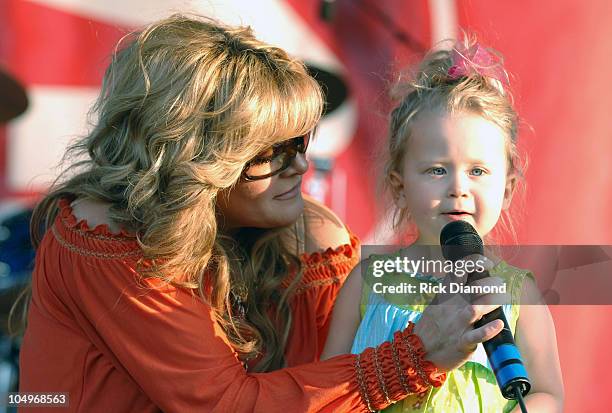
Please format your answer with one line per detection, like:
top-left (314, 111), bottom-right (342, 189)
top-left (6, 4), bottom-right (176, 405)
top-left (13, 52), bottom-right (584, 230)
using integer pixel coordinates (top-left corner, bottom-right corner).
top-left (413, 255), bottom-right (506, 372)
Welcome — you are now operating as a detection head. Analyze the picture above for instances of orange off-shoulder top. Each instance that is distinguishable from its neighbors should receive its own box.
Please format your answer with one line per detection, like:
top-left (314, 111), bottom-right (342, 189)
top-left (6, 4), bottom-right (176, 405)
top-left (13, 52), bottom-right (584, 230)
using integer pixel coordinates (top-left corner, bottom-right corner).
top-left (19, 199), bottom-right (440, 412)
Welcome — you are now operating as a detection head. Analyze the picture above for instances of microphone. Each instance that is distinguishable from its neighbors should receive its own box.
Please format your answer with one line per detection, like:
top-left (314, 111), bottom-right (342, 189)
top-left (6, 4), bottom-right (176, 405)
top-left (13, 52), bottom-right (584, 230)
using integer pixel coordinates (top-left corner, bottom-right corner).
top-left (440, 221), bottom-right (531, 402)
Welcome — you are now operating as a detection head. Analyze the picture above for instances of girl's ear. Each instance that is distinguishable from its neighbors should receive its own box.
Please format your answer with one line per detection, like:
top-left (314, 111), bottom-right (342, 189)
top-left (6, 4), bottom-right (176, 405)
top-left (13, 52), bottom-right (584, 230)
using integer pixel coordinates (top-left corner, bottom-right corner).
top-left (502, 173), bottom-right (517, 210)
top-left (388, 171), bottom-right (408, 209)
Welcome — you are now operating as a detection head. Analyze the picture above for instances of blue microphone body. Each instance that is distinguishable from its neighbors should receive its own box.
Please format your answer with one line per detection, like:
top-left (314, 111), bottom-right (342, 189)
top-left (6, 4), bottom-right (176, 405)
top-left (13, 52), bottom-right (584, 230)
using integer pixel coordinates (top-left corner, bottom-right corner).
top-left (474, 302), bottom-right (530, 399)
top-left (440, 221), bottom-right (531, 400)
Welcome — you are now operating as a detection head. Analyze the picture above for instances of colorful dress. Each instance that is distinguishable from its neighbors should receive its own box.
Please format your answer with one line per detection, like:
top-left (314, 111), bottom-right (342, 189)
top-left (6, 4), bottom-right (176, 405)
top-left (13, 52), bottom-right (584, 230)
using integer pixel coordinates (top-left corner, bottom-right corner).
top-left (352, 250), bottom-right (533, 413)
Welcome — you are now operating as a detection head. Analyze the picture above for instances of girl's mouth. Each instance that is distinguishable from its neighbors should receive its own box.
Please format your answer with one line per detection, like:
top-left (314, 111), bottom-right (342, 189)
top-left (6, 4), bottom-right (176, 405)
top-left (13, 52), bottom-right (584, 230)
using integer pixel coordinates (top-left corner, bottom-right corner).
top-left (442, 212), bottom-right (472, 220)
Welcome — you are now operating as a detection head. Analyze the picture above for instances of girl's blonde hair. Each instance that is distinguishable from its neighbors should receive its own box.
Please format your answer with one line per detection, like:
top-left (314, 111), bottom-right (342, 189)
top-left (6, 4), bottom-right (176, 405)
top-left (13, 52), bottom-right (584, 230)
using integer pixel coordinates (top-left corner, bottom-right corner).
top-left (20, 14), bottom-right (323, 372)
top-left (384, 35), bottom-right (525, 243)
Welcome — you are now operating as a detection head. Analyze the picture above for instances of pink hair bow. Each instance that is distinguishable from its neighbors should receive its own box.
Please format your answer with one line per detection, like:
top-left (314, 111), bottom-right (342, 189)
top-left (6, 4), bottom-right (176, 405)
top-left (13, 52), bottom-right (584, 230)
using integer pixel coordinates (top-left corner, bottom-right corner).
top-left (447, 43), bottom-right (508, 85)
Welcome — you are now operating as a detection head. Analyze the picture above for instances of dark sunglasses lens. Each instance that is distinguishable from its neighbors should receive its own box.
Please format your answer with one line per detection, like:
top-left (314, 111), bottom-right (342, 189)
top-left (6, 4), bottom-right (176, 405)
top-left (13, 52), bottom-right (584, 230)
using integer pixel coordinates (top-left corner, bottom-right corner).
top-left (244, 156), bottom-right (284, 179)
top-left (243, 131), bottom-right (313, 180)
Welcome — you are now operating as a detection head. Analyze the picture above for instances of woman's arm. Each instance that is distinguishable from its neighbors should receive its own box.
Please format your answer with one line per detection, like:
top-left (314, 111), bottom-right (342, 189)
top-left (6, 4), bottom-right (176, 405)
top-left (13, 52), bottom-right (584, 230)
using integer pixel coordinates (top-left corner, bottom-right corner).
top-left (510, 276), bottom-right (564, 413)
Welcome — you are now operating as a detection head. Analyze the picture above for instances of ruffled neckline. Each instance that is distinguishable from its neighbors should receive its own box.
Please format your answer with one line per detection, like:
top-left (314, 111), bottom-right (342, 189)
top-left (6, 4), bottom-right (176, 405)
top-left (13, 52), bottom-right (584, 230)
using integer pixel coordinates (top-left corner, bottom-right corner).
top-left (57, 197), bottom-right (360, 280)
top-left (300, 232), bottom-right (359, 265)
top-left (281, 233), bottom-right (359, 293)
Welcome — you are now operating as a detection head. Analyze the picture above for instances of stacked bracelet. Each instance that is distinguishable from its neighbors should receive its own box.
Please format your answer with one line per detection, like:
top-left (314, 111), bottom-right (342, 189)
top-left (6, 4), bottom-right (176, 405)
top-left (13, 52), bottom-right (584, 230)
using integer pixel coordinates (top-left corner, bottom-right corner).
top-left (398, 323), bottom-right (446, 388)
top-left (373, 346), bottom-right (392, 405)
top-left (355, 354), bottom-right (375, 412)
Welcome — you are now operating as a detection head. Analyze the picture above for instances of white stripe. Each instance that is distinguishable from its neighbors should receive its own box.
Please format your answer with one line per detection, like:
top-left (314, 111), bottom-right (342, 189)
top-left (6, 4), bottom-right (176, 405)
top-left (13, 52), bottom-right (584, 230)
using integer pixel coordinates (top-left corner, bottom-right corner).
top-left (428, 0), bottom-right (458, 46)
top-left (7, 86), bottom-right (99, 190)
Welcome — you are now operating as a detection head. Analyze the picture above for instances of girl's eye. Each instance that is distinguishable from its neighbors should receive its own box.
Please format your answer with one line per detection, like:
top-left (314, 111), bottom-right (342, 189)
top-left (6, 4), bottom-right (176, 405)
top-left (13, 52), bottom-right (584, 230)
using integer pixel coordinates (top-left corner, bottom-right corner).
top-left (471, 168), bottom-right (486, 176)
top-left (428, 167), bottom-right (446, 176)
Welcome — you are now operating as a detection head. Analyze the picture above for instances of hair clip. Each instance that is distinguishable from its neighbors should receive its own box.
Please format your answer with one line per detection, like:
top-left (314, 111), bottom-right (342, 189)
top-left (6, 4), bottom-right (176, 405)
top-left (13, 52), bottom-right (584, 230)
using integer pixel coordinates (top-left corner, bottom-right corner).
top-left (447, 43), bottom-right (508, 85)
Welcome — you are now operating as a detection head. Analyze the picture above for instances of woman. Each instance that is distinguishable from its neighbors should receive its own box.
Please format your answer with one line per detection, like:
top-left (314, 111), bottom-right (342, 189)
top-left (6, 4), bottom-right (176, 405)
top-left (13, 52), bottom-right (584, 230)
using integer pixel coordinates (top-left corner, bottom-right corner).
top-left (18, 15), bottom-right (505, 412)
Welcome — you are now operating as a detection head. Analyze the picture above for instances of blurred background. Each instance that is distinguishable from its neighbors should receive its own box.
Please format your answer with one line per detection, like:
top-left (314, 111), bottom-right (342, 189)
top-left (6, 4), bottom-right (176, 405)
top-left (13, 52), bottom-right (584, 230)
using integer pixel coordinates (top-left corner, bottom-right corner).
top-left (1, 0), bottom-right (611, 411)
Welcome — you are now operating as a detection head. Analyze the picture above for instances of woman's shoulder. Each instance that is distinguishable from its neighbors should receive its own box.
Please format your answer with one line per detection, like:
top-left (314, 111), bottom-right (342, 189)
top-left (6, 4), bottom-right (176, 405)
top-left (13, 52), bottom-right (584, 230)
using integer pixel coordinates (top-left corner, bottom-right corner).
top-left (70, 198), bottom-right (124, 234)
top-left (280, 196), bottom-right (359, 292)
top-left (301, 194), bottom-right (353, 254)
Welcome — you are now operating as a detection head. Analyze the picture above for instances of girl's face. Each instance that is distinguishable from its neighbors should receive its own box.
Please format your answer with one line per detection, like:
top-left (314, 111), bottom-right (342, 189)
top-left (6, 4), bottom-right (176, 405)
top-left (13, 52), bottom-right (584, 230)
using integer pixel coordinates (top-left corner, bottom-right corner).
top-left (390, 110), bottom-right (515, 244)
top-left (216, 150), bottom-right (309, 231)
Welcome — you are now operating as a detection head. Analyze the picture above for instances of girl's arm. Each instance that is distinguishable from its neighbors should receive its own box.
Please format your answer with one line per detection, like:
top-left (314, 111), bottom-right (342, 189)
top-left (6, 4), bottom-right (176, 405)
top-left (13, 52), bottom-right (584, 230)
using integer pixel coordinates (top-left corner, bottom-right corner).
top-left (511, 276), bottom-right (564, 412)
top-left (320, 261), bottom-right (364, 359)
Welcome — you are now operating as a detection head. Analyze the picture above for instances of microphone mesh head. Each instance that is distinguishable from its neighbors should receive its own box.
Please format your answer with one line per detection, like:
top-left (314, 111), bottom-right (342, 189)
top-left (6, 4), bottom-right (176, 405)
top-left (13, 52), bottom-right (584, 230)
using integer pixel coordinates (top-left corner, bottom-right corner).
top-left (439, 221), bottom-right (483, 261)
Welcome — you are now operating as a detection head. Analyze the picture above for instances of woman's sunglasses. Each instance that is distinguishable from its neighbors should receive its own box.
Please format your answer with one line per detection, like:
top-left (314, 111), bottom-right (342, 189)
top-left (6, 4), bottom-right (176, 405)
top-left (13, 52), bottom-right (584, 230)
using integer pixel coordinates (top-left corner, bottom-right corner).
top-left (242, 131), bottom-right (313, 181)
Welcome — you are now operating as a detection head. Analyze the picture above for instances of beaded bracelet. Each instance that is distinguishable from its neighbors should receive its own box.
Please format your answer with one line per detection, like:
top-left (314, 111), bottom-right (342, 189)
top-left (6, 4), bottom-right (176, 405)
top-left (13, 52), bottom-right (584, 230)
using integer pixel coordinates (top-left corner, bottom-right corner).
top-left (354, 353), bottom-right (375, 412)
top-left (401, 331), bottom-right (432, 387)
top-left (373, 346), bottom-right (392, 404)
top-left (391, 338), bottom-right (410, 393)
top-left (400, 323), bottom-right (446, 388)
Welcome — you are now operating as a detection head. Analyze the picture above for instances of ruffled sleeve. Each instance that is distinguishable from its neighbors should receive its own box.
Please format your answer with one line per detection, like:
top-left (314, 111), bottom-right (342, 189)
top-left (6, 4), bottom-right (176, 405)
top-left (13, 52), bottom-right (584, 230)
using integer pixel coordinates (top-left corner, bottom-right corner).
top-left (284, 234), bottom-right (360, 366)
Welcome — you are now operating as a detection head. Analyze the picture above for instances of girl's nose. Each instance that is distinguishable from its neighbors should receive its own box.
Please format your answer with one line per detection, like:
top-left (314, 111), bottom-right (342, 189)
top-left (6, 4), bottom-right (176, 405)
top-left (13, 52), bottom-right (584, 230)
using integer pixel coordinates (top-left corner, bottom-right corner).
top-left (447, 173), bottom-right (470, 198)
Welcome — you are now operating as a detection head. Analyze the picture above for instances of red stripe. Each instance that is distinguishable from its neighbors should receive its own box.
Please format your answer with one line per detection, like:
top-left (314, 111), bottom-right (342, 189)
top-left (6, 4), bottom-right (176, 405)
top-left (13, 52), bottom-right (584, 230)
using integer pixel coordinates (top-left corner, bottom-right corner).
top-left (2, 0), bottom-right (129, 87)
top-left (0, 1), bottom-right (130, 197)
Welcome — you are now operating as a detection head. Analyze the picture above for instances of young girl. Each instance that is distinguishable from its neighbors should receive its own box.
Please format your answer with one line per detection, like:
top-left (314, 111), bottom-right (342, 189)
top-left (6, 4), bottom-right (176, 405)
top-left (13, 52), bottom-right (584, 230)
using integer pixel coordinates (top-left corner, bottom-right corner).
top-left (322, 38), bottom-right (564, 412)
